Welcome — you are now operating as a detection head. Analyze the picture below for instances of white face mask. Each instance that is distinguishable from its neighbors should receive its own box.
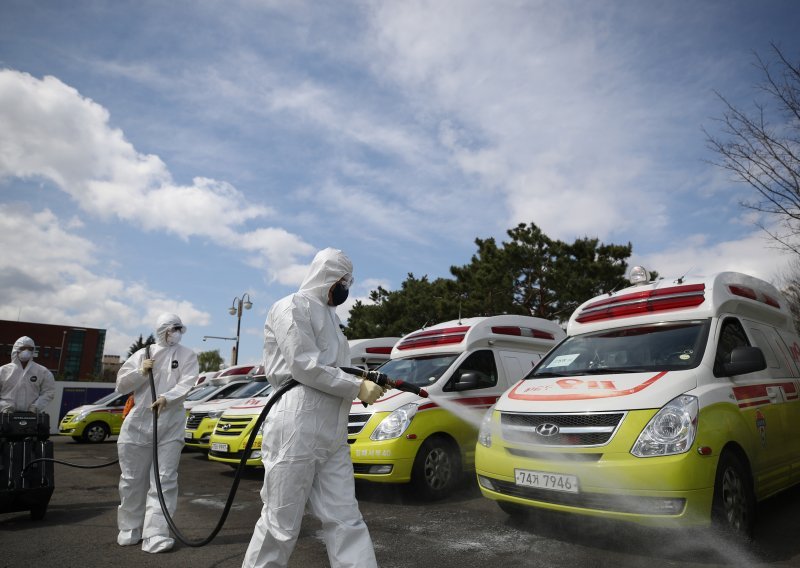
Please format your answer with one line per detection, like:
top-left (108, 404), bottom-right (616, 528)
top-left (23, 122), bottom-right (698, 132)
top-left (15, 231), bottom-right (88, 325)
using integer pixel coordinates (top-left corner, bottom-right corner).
top-left (167, 331), bottom-right (182, 346)
top-left (18, 350), bottom-right (32, 362)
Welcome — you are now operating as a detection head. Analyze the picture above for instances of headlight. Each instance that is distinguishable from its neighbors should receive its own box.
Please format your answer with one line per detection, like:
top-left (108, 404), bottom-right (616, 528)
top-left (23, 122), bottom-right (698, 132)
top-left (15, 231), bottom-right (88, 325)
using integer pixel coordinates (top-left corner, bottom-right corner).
top-left (208, 410), bottom-right (225, 419)
top-left (370, 403), bottom-right (418, 441)
top-left (74, 410), bottom-right (91, 422)
top-left (631, 394), bottom-right (698, 457)
top-left (478, 405), bottom-right (496, 448)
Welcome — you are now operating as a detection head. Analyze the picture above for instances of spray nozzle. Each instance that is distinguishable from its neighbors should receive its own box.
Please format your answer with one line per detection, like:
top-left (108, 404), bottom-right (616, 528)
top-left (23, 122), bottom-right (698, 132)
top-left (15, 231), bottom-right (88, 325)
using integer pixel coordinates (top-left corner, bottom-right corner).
top-left (340, 366), bottom-right (429, 399)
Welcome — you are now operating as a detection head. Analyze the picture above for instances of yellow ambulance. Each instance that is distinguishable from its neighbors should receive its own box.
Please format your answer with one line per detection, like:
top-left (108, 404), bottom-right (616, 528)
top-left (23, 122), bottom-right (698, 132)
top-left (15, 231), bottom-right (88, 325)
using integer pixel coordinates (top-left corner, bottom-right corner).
top-left (476, 269), bottom-right (800, 538)
top-left (207, 338), bottom-right (400, 468)
top-left (59, 391), bottom-right (128, 443)
top-left (348, 316), bottom-right (564, 499)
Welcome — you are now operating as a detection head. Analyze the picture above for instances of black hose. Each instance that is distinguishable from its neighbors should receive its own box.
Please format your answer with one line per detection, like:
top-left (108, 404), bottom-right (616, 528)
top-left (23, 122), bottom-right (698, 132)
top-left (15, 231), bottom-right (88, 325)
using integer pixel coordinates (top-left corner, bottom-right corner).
top-left (21, 456), bottom-right (119, 474)
top-left (147, 354), bottom-right (298, 547)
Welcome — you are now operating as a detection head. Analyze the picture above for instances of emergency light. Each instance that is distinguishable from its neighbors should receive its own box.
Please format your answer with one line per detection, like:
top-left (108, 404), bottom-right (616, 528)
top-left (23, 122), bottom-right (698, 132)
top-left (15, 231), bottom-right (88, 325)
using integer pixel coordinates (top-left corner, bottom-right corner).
top-left (575, 284), bottom-right (706, 324)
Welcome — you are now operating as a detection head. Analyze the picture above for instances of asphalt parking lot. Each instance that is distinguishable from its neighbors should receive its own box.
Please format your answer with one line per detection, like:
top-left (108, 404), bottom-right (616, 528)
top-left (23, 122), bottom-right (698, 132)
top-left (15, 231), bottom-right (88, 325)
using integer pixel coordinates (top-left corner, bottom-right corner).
top-left (2, 436), bottom-right (800, 568)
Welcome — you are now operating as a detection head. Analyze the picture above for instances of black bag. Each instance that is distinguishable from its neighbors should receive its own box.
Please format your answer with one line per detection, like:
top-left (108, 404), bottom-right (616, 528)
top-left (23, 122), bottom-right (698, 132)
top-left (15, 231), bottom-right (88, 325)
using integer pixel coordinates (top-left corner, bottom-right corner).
top-left (0, 438), bottom-right (55, 520)
top-left (0, 411), bottom-right (50, 440)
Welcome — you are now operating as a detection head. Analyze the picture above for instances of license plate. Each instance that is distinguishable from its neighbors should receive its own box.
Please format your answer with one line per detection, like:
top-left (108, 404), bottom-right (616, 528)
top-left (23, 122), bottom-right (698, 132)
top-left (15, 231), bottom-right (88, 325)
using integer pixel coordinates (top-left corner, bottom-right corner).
top-left (514, 469), bottom-right (579, 493)
top-left (211, 442), bottom-right (228, 452)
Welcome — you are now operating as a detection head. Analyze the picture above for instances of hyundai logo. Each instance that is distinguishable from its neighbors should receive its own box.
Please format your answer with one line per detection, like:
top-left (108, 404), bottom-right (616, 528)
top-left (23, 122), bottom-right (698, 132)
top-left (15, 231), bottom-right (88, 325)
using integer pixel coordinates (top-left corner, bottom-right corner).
top-left (220, 423), bottom-right (231, 431)
top-left (535, 423), bottom-right (560, 436)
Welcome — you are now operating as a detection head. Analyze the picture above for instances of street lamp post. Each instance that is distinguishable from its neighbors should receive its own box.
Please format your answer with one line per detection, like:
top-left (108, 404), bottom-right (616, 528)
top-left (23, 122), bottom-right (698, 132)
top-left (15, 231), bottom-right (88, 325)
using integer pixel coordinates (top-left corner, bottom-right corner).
top-left (228, 293), bottom-right (252, 366)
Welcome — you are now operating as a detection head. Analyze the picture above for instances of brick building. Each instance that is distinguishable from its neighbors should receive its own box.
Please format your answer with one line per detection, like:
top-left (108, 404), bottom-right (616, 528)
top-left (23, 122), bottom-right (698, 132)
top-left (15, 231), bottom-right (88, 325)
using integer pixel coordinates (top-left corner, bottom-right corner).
top-left (0, 320), bottom-right (106, 381)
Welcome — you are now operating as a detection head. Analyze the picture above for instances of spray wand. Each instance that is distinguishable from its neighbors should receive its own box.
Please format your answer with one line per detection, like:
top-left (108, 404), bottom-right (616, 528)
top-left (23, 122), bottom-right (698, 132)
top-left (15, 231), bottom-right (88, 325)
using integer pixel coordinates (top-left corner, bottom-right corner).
top-left (339, 366), bottom-right (429, 406)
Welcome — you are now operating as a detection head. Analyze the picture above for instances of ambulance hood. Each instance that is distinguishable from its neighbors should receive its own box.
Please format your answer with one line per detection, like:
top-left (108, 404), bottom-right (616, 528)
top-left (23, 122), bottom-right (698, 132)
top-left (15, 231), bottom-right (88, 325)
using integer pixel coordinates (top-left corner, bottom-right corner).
top-left (69, 404), bottom-right (104, 414)
top-left (186, 397), bottom-right (243, 414)
top-left (349, 389), bottom-right (423, 414)
top-left (221, 395), bottom-right (273, 416)
top-left (496, 368), bottom-right (700, 413)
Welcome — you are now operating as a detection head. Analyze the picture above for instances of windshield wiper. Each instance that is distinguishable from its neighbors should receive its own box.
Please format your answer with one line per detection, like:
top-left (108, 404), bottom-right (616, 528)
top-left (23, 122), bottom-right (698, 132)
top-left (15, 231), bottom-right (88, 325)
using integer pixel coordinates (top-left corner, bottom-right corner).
top-left (581, 367), bottom-right (639, 374)
top-left (526, 371), bottom-right (570, 378)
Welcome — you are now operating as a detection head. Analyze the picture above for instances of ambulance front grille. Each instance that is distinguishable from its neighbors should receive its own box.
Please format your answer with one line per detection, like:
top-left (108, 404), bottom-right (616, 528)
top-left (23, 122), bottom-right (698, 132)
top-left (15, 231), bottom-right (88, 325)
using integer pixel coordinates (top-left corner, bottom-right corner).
top-left (186, 412), bottom-right (208, 430)
top-left (500, 412), bottom-right (625, 447)
top-left (214, 416), bottom-right (253, 437)
top-left (348, 413), bottom-right (372, 435)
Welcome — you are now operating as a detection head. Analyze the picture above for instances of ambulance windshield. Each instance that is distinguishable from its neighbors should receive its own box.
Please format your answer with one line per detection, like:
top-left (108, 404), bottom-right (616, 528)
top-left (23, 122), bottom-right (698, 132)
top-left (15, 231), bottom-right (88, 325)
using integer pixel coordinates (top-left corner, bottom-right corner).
top-left (528, 320), bottom-right (711, 378)
top-left (378, 354), bottom-right (459, 387)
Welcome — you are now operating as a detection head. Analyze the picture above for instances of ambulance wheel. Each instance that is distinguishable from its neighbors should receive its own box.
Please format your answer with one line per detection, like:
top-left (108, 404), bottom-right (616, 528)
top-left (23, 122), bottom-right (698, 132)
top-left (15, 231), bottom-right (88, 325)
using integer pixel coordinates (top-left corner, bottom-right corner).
top-left (411, 436), bottom-right (461, 500)
top-left (711, 450), bottom-right (755, 540)
top-left (82, 421), bottom-right (110, 443)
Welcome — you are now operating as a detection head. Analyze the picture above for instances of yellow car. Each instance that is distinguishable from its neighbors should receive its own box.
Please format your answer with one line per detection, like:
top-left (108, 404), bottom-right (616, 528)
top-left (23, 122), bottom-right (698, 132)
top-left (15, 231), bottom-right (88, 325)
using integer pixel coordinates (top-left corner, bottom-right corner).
top-left (184, 378), bottom-right (271, 450)
top-left (207, 392), bottom-right (273, 467)
top-left (59, 391), bottom-right (128, 443)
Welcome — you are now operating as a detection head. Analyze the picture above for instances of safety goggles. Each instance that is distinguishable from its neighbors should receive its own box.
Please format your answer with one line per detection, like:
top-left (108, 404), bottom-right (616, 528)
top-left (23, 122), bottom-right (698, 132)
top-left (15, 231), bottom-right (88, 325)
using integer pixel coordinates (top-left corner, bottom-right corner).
top-left (17, 346), bottom-right (34, 352)
top-left (339, 274), bottom-right (354, 290)
top-left (169, 325), bottom-right (186, 333)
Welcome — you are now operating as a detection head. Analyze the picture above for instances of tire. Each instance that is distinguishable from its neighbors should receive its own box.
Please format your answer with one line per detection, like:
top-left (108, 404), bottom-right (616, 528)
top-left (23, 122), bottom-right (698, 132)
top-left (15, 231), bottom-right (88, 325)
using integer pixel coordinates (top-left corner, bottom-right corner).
top-left (410, 437), bottom-right (461, 500)
top-left (82, 421), bottom-right (110, 443)
top-left (711, 451), bottom-right (755, 540)
top-left (497, 500), bottom-right (530, 519)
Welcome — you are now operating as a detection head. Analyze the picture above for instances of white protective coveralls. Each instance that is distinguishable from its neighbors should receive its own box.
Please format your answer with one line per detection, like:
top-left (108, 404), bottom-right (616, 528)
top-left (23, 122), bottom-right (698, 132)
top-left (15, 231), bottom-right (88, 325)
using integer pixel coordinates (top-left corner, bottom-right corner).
top-left (243, 248), bottom-right (378, 568)
top-left (116, 313), bottom-right (198, 553)
top-left (0, 336), bottom-right (55, 413)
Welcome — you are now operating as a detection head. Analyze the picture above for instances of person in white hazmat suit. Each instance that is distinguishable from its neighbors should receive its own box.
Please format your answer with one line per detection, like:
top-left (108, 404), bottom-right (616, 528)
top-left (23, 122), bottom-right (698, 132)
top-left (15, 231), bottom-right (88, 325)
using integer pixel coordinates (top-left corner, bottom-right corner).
top-left (115, 313), bottom-right (199, 553)
top-left (242, 248), bottom-right (384, 568)
top-left (0, 336), bottom-right (55, 413)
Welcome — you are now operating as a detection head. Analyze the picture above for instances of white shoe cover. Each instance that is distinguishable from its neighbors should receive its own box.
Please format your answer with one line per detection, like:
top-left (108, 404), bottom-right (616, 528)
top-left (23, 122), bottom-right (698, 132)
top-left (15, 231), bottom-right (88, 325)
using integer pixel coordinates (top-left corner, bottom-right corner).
top-left (142, 535), bottom-right (174, 553)
top-left (117, 529), bottom-right (142, 546)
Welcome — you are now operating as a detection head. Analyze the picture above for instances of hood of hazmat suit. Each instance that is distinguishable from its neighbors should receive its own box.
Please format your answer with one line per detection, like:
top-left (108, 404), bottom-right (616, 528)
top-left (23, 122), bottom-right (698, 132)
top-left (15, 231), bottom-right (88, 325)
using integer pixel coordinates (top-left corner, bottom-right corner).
top-left (0, 336), bottom-right (56, 413)
top-left (244, 248), bottom-right (377, 568)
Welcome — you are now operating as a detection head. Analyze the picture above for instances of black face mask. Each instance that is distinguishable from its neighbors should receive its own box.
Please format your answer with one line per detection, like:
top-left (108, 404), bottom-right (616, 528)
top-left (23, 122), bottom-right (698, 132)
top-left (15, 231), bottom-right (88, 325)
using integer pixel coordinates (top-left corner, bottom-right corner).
top-left (329, 282), bottom-right (350, 306)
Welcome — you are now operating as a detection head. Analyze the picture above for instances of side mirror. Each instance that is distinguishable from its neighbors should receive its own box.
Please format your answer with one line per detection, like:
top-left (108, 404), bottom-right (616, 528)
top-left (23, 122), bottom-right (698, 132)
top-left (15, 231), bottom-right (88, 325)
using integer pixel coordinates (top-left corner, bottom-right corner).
top-left (723, 346), bottom-right (767, 376)
top-left (452, 371), bottom-right (480, 391)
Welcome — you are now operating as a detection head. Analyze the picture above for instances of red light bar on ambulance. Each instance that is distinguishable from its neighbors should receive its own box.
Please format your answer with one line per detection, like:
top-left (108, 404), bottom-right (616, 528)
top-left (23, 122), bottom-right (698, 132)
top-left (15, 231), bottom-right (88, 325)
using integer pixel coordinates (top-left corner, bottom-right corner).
top-left (365, 346), bottom-right (393, 355)
top-left (491, 326), bottom-right (556, 340)
top-left (396, 326), bottom-right (470, 350)
top-left (575, 284), bottom-right (706, 324)
top-left (728, 285), bottom-right (780, 309)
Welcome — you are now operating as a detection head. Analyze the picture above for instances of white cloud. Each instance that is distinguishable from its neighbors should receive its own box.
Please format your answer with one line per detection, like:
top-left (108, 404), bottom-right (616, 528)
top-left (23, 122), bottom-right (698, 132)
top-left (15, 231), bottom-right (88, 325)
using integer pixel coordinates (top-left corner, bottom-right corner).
top-left (0, 69), bottom-right (313, 279)
top-left (0, 204), bottom-right (211, 356)
top-left (633, 230), bottom-right (794, 284)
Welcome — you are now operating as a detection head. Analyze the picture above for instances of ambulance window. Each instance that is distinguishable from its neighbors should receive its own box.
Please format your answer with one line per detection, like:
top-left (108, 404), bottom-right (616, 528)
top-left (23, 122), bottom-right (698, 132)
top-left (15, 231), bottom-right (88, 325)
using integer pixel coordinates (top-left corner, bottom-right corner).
top-left (111, 395), bottom-right (128, 407)
top-left (445, 350), bottom-right (498, 391)
top-left (713, 318), bottom-right (750, 377)
top-left (747, 328), bottom-right (779, 370)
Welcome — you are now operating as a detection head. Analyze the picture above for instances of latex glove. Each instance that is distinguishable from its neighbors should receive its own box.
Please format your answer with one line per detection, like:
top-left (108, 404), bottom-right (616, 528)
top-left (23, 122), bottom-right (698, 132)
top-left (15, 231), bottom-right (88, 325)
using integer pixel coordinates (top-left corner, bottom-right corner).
top-left (150, 396), bottom-right (167, 413)
top-left (141, 358), bottom-right (155, 374)
top-left (357, 380), bottom-right (384, 405)
top-left (28, 405), bottom-right (39, 414)
top-left (0, 405), bottom-right (15, 413)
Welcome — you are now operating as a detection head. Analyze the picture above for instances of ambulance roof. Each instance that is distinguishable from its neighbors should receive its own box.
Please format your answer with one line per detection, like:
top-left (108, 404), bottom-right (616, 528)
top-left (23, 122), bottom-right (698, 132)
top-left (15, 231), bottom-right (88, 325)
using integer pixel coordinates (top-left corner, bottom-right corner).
top-left (567, 271), bottom-right (791, 336)
top-left (348, 337), bottom-right (400, 356)
top-left (391, 314), bottom-right (565, 358)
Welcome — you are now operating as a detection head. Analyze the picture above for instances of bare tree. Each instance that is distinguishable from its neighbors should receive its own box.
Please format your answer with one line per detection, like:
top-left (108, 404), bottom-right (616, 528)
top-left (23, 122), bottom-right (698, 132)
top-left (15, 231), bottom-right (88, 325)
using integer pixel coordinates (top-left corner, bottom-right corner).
top-left (775, 258), bottom-right (800, 333)
top-left (706, 43), bottom-right (800, 254)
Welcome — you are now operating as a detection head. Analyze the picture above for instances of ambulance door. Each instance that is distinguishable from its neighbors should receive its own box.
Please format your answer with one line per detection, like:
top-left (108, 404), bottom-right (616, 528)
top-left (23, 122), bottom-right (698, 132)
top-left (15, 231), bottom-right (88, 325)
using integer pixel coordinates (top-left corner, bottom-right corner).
top-left (765, 326), bottom-right (800, 484)
top-left (719, 317), bottom-right (788, 496)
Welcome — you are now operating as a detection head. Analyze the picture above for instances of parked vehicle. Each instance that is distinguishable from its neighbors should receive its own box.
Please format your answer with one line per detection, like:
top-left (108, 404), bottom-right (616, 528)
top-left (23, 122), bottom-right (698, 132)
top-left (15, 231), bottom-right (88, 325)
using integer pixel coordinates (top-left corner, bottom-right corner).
top-left (348, 337), bottom-right (400, 370)
top-left (184, 377), bottom-right (272, 450)
top-left (348, 317), bottom-right (565, 498)
top-left (58, 391), bottom-right (128, 443)
top-left (184, 364), bottom-right (263, 413)
top-left (475, 269), bottom-right (800, 538)
top-left (207, 338), bottom-right (400, 468)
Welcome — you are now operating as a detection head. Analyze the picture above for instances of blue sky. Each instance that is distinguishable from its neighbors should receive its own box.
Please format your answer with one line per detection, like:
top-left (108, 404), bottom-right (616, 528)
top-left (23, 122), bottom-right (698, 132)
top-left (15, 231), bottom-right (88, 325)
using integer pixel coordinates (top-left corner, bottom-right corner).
top-left (1, 1), bottom-right (799, 365)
